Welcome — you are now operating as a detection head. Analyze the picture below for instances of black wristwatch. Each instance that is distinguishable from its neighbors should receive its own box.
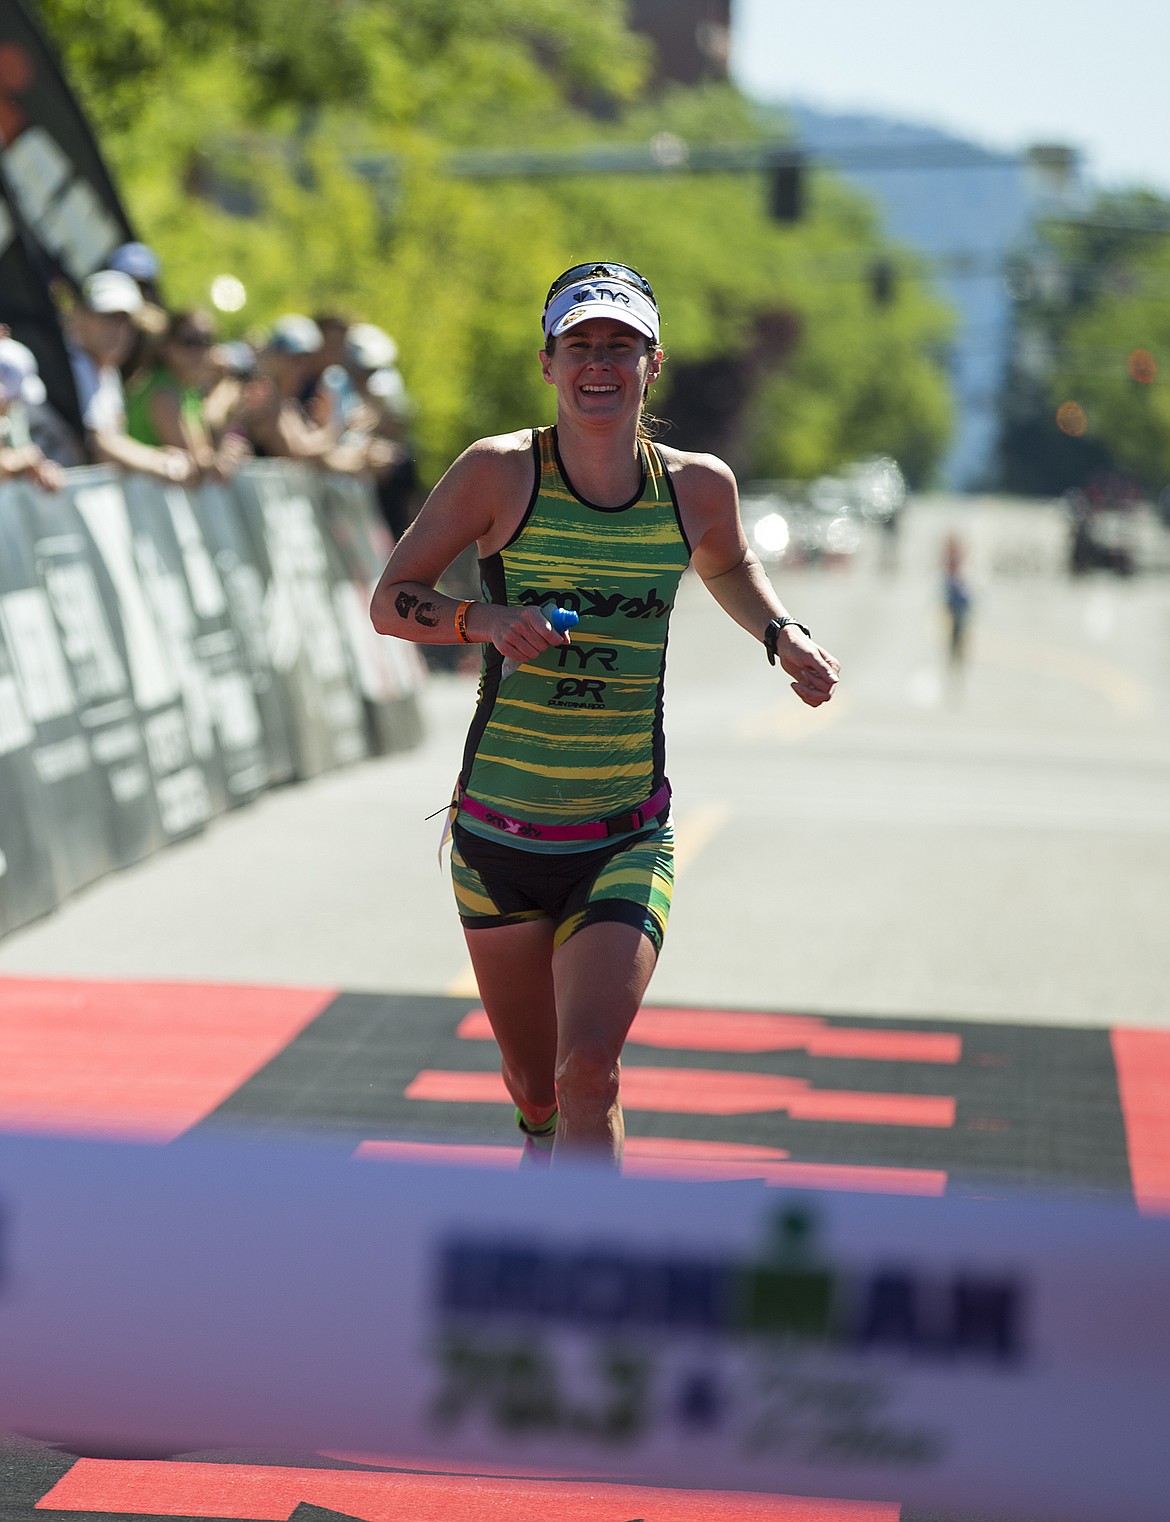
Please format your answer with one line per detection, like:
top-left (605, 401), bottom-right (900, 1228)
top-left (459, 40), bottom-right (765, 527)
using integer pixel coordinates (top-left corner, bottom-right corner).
top-left (764, 616), bottom-right (811, 666)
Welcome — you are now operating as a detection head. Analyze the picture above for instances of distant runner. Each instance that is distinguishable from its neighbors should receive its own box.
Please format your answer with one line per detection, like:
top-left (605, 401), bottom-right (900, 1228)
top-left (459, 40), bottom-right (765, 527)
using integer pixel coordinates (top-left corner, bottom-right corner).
top-left (371, 262), bottom-right (839, 1167)
top-left (943, 532), bottom-right (972, 667)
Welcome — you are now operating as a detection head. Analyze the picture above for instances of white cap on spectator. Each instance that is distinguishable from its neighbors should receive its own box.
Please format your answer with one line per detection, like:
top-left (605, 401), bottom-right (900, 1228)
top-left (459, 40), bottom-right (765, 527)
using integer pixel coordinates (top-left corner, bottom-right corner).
top-left (81, 269), bottom-right (145, 316)
top-left (345, 323), bottom-right (398, 371)
top-left (0, 338), bottom-right (47, 406)
top-left (267, 314), bottom-right (323, 355)
top-left (366, 366), bottom-right (408, 415)
top-left (215, 340), bottom-right (257, 378)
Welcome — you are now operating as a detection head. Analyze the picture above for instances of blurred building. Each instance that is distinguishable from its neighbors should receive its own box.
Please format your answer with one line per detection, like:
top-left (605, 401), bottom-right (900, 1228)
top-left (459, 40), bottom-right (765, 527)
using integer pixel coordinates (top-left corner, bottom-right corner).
top-left (629, 0), bottom-right (730, 87)
top-left (771, 105), bottom-right (1085, 491)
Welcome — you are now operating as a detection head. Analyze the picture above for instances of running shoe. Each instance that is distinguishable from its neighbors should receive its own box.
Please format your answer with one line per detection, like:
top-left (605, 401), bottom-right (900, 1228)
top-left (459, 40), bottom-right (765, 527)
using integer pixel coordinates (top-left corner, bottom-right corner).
top-left (516, 1107), bottom-right (557, 1168)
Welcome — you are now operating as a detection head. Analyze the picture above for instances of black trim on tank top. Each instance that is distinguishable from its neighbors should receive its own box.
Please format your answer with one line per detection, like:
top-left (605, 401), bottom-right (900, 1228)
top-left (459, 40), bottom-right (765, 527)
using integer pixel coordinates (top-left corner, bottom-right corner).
top-left (460, 551), bottom-right (509, 786)
top-left (458, 645), bottom-right (502, 787)
top-left (497, 430), bottom-right (543, 552)
top-left (551, 426), bottom-right (646, 514)
top-left (653, 443), bottom-right (693, 557)
top-left (651, 627), bottom-right (670, 788)
top-left (459, 642), bottom-right (499, 785)
top-left (476, 548), bottom-right (509, 613)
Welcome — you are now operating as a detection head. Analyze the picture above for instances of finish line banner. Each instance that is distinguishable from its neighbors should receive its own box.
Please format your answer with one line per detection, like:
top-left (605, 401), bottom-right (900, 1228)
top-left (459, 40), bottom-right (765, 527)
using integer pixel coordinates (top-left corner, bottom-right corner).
top-left (0, 1134), bottom-right (1165, 1521)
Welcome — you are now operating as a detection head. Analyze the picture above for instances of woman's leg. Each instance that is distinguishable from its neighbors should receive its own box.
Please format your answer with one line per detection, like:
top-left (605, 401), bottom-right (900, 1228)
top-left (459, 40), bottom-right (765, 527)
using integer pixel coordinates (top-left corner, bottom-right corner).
top-left (463, 918), bottom-right (559, 1128)
top-left (551, 920), bottom-right (659, 1164)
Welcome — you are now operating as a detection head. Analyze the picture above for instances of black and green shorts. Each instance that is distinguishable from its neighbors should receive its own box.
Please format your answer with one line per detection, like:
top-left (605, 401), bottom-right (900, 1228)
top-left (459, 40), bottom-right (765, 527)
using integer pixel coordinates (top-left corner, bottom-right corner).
top-left (450, 820), bottom-right (674, 954)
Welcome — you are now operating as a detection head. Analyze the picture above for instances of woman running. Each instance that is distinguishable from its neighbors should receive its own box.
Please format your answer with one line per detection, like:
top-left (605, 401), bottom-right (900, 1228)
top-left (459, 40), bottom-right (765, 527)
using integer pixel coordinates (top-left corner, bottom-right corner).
top-left (371, 262), bottom-right (839, 1168)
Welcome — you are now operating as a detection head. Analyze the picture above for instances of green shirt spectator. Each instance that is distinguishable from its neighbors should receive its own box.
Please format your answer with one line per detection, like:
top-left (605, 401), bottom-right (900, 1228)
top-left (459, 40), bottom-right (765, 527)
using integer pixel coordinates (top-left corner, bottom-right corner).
top-left (125, 310), bottom-right (249, 480)
top-left (127, 367), bottom-right (205, 448)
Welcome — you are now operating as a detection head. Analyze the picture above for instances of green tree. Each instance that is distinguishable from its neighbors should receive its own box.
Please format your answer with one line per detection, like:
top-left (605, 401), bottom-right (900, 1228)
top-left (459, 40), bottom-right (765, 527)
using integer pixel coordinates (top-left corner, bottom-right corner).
top-left (36, 0), bottom-right (954, 486)
top-left (1003, 191), bottom-right (1170, 492)
top-left (1048, 198), bottom-right (1170, 488)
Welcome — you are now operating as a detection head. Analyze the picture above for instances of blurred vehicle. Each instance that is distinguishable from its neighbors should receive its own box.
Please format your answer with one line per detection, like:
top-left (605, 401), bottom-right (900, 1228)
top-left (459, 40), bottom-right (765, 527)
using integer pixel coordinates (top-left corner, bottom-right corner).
top-left (1065, 471), bottom-right (1170, 576)
top-left (740, 456), bottom-right (905, 567)
top-left (1066, 473), bottom-right (1140, 577)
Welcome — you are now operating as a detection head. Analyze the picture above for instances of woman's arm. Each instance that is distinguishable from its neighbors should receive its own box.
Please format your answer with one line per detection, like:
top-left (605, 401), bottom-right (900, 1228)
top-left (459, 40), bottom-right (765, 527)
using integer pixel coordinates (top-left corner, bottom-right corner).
top-left (0, 443), bottom-right (63, 491)
top-left (91, 426), bottom-right (195, 482)
top-left (370, 436), bottom-right (571, 664)
top-left (148, 386), bottom-right (217, 476)
top-left (676, 451), bottom-right (840, 707)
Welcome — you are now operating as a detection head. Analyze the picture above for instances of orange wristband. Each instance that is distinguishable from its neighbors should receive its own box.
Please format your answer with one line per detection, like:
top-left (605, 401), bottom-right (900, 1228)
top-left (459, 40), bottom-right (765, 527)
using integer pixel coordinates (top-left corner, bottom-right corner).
top-left (454, 600), bottom-right (474, 644)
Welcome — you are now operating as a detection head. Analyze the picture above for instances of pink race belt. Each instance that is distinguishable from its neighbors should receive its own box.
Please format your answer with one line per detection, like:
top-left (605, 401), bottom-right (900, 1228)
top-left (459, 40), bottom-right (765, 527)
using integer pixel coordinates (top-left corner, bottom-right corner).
top-left (457, 782), bottom-right (671, 843)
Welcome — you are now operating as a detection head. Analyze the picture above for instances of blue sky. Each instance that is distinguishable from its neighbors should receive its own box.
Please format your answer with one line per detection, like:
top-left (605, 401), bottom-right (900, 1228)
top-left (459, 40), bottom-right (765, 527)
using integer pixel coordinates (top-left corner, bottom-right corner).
top-left (730, 0), bottom-right (1170, 193)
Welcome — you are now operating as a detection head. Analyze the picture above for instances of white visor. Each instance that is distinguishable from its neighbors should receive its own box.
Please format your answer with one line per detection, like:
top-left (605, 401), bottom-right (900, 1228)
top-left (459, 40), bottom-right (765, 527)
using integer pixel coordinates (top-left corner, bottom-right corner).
top-left (544, 280), bottom-right (659, 344)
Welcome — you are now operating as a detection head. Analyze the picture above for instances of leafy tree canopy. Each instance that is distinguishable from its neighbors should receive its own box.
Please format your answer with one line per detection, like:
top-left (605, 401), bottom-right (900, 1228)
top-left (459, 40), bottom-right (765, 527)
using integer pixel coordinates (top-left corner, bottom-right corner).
top-left (37, 0), bottom-right (953, 485)
top-left (1041, 192), bottom-right (1170, 489)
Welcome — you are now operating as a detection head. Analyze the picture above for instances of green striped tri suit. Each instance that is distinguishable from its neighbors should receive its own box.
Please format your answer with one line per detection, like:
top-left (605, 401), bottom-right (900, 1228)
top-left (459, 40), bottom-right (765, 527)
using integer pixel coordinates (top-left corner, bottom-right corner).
top-left (451, 425), bottom-right (691, 950)
top-left (460, 424), bottom-right (691, 837)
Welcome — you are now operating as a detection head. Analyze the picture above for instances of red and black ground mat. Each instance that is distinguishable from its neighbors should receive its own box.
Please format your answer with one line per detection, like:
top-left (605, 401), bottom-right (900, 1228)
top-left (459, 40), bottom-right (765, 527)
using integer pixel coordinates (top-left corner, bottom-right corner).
top-left (0, 974), bottom-right (1166, 1521)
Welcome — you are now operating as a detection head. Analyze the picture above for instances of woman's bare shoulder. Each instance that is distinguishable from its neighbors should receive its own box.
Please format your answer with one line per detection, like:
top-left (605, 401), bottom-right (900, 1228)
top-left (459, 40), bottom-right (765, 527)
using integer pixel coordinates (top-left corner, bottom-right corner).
top-left (459, 428), bottom-right (535, 469)
top-left (409, 428), bottom-right (539, 558)
top-left (655, 443), bottom-right (738, 503)
top-left (433, 428), bottom-right (529, 504)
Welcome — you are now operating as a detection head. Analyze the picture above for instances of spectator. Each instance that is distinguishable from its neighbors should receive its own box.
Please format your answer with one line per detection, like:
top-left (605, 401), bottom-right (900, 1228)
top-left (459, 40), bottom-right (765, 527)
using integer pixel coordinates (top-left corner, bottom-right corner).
top-left (0, 337), bottom-right (63, 490)
top-left (344, 322), bottom-right (418, 535)
top-left (242, 314), bottom-right (372, 475)
top-left (126, 309), bottom-right (249, 480)
top-left (66, 270), bottom-right (195, 482)
top-left (0, 329), bottom-right (84, 468)
top-left (203, 339), bottom-right (258, 447)
top-left (109, 241), bottom-right (163, 309)
top-left (306, 312), bottom-right (355, 432)
top-left (242, 313), bottom-right (328, 459)
top-left (109, 241), bottom-right (167, 380)
top-left (344, 323), bottom-right (404, 418)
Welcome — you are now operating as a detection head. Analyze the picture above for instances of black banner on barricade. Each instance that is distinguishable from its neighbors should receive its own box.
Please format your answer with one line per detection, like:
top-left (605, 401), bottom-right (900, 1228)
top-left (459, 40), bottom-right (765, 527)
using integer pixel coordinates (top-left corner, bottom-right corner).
top-left (191, 480), bottom-right (293, 788)
top-left (0, 600), bottom-right (58, 935)
top-left (13, 474), bottom-right (159, 869)
top-left (316, 471), bottom-right (426, 755)
top-left (230, 463), bottom-right (367, 780)
top-left (0, 0), bottom-right (137, 434)
top-left (120, 473), bottom-right (231, 817)
top-left (0, 477), bottom-right (115, 899)
top-left (68, 469), bottom-right (212, 845)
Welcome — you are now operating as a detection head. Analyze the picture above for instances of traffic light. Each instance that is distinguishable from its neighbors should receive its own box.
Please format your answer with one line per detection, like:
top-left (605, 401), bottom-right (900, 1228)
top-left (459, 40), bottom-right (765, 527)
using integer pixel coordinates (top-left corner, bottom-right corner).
top-left (768, 160), bottom-right (804, 223)
top-left (870, 259), bottom-right (896, 306)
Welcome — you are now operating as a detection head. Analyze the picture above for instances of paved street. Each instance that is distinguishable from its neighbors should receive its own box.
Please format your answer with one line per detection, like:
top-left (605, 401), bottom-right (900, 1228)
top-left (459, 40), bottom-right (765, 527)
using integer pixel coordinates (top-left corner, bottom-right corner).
top-left (1, 495), bottom-right (1167, 1028)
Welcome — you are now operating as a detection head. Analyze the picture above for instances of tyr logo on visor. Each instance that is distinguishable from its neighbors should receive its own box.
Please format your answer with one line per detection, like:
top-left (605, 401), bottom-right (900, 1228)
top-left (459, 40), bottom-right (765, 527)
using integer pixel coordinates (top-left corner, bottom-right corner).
top-left (572, 285), bottom-right (630, 305)
top-left (544, 280), bottom-right (659, 344)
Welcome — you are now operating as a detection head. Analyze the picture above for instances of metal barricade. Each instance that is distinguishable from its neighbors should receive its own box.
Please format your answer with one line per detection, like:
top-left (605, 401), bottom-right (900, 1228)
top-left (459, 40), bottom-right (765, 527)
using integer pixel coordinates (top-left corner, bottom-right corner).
top-left (0, 461), bottom-right (422, 937)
